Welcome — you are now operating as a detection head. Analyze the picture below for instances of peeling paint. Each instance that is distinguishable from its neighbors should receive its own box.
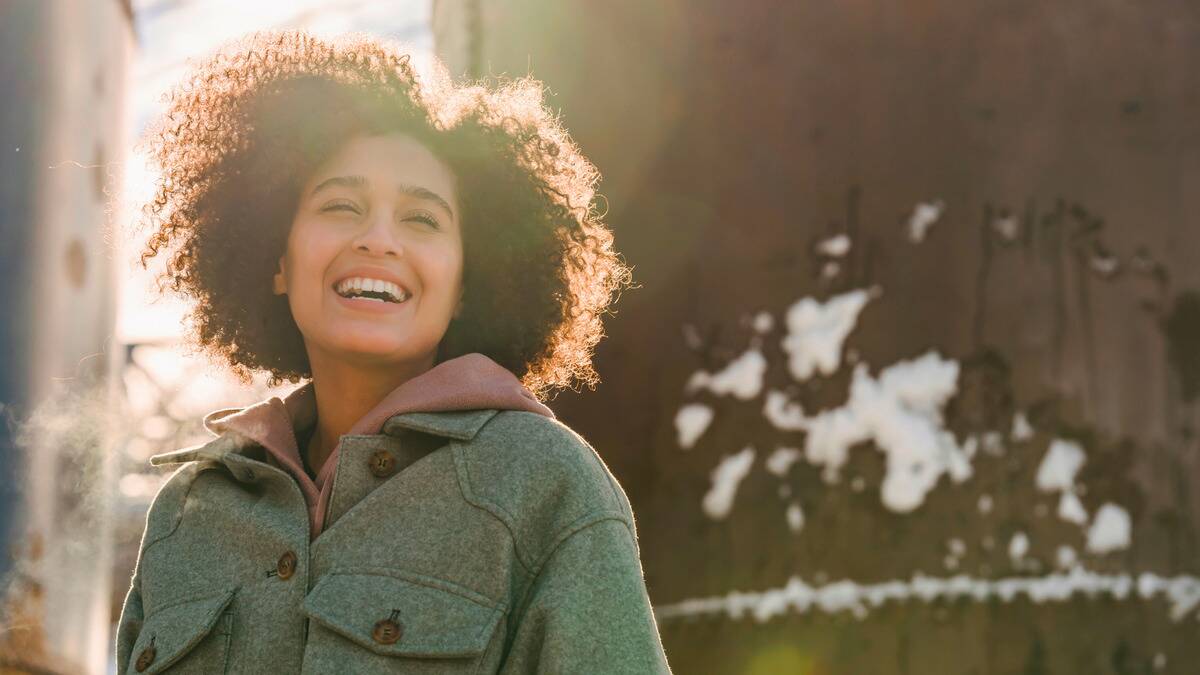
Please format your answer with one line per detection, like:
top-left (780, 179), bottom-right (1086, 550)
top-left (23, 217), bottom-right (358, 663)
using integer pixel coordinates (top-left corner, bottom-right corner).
top-left (654, 568), bottom-right (1200, 623)
top-left (907, 199), bottom-right (946, 243)
top-left (687, 348), bottom-right (767, 400)
top-left (785, 503), bottom-right (804, 532)
top-left (765, 447), bottom-right (801, 476)
top-left (675, 403), bottom-right (714, 450)
top-left (1087, 503), bottom-right (1132, 554)
top-left (781, 289), bottom-right (873, 381)
top-left (816, 233), bottom-right (851, 257)
top-left (702, 446), bottom-right (756, 519)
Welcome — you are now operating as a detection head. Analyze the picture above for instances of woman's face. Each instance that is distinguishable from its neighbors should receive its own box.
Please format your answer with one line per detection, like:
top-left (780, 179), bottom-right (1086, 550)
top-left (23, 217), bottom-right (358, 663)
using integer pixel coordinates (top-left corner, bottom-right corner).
top-left (274, 133), bottom-right (463, 374)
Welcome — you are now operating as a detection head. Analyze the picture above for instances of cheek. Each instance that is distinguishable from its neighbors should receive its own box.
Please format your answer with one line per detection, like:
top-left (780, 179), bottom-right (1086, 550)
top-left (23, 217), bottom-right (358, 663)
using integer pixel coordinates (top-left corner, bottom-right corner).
top-left (285, 225), bottom-right (341, 286)
top-left (421, 242), bottom-right (465, 290)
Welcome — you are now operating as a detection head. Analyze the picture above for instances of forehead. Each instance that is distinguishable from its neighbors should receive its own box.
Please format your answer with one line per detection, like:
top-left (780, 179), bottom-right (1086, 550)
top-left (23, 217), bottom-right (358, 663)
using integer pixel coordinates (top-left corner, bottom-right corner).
top-left (307, 133), bottom-right (458, 204)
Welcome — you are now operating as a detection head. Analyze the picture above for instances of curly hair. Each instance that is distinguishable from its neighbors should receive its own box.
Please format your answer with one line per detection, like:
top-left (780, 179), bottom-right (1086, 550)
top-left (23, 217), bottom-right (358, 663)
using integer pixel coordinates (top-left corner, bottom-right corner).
top-left (138, 30), bottom-right (633, 401)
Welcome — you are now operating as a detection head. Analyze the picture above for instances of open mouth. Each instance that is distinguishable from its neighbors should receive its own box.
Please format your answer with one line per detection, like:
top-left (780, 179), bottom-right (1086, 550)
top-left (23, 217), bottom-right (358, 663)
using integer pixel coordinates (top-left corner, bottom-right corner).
top-left (333, 277), bottom-right (412, 304)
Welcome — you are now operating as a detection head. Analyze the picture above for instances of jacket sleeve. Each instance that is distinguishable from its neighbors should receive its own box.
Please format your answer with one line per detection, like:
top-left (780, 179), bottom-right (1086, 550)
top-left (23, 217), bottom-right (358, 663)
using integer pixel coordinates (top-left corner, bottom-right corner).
top-left (114, 563), bottom-right (144, 672)
top-left (499, 515), bottom-right (672, 674)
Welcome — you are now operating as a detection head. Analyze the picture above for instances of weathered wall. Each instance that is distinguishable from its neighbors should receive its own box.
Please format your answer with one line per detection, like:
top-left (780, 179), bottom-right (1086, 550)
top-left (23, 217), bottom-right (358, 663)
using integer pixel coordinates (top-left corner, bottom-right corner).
top-left (0, 0), bottom-right (131, 672)
top-left (434, 1), bottom-right (1200, 672)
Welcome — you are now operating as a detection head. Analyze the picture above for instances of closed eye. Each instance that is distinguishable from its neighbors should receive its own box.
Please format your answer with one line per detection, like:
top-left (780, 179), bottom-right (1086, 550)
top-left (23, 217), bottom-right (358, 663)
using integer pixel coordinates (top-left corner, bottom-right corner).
top-left (321, 200), bottom-right (360, 214)
top-left (406, 212), bottom-right (440, 229)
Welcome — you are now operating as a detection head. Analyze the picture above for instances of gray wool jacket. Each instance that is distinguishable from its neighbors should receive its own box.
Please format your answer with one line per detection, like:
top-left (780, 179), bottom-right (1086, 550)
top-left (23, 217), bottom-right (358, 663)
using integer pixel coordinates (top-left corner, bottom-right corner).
top-left (114, 405), bottom-right (672, 673)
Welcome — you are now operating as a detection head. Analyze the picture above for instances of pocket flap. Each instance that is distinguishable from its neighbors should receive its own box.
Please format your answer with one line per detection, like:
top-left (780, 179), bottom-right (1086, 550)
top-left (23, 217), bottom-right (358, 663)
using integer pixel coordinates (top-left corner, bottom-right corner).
top-left (303, 570), bottom-right (505, 658)
top-left (126, 588), bottom-right (235, 675)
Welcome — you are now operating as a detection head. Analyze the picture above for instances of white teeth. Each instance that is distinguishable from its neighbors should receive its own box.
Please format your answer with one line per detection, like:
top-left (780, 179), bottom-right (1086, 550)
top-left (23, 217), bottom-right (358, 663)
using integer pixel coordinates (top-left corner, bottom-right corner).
top-left (335, 277), bottom-right (409, 302)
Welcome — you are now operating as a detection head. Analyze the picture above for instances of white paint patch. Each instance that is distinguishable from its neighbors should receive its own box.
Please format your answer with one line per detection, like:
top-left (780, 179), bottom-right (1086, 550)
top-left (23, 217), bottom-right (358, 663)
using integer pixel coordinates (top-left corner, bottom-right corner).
top-left (992, 214), bottom-right (1019, 241)
top-left (1036, 439), bottom-right (1086, 492)
top-left (702, 447), bottom-right (756, 520)
top-left (675, 404), bottom-right (715, 450)
top-left (766, 447), bottom-right (802, 476)
top-left (760, 353), bottom-right (964, 507)
top-left (816, 234), bottom-right (851, 257)
top-left (1090, 254), bottom-right (1120, 278)
top-left (981, 431), bottom-right (1005, 456)
top-left (1057, 491), bottom-right (1089, 525)
top-left (821, 261), bottom-right (841, 279)
top-left (785, 503), bottom-right (805, 532)
top-left (752, 311), bottom-right (774, 334)
top-left (653, 569), bottom-right (1200, 624)
top-left (781, 289), bottom-right (873, 382)
top-left (1009, 532), bottom-right (1030, 560)
top-left (907, 199), bottom-right (946, 243)
top-left (1056, 546), bottom-right (1077, 569)
top-left (687, 348), bottom-right (768, 400)
top-left (762, 390), bottom-right (807, 431)
top-left (1011, 411), bottom-right (1034, 441)
top-left (802, 352), bottom-right (963, 511)
top-left (948, 539), bottom-right (966, 557)
top-left (978, 494), bottom-right (993, 515)
top-left (1087, 503), bottom-right (1132, 554)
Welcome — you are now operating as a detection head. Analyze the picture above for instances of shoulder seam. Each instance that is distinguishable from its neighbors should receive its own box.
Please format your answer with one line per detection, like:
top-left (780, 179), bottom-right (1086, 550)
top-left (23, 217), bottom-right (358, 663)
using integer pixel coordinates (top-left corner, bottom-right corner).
top-left (492, 412), bottom-right (625, 510)
top-left (140, 463), bottom-right (206, 555)
top-left (451, 413), bottom-right (632, 573)
top-left (530, 510), bottom-right (632, 577)
top-left (450, 442), bottom-right (534, 574)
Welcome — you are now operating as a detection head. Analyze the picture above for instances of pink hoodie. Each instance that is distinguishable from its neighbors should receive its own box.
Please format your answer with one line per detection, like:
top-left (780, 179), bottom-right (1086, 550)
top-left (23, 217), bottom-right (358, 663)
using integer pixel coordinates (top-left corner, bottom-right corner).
top-left (201, 353), bottom-right (555, 538)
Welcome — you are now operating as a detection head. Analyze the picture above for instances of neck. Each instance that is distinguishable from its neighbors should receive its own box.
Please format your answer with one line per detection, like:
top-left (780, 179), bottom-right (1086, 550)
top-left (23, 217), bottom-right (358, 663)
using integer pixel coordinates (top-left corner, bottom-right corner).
top-left (304, 350), bottom-right (436, 473)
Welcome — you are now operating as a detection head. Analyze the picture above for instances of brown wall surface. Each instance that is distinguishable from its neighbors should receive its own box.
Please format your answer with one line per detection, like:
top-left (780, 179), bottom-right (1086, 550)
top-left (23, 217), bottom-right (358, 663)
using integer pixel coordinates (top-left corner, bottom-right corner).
top-left (435, 2), bottom-right (1200, 672)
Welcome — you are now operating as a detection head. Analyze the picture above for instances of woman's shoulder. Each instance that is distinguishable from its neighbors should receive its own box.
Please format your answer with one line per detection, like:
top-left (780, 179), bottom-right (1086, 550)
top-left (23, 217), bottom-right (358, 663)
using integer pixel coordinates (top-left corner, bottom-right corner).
top-left (137, 435), bottom-right (252, 550)
top-left (468, 410), bottom-right (618, 492)
top-left (454, 410), bottom-right (636, 561)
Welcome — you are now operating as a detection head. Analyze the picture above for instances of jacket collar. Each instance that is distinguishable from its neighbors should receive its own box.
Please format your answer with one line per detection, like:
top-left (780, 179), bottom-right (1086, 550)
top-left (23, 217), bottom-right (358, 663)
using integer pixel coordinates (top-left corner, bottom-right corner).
top-left (150, 408), bottom-right (504, 467)
top-left (381, 408), bottom-right (502, 440)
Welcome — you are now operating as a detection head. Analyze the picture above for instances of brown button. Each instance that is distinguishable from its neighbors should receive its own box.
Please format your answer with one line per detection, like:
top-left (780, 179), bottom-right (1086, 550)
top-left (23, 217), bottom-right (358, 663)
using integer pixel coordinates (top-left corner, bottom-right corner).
top-left (135, 645), bottom-right (156, 672)
top-left (276, 551), bottom-right (298, 580)
top-left (368, 449), bottom-right (396, 478)
top-left (372, 618), bottom-right (403, 644)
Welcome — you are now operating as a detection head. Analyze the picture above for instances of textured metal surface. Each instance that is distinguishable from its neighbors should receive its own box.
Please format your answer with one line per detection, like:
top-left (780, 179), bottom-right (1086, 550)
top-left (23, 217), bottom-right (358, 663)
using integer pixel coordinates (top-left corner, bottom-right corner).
top-left (435, 1), bottom-right (1200, 672)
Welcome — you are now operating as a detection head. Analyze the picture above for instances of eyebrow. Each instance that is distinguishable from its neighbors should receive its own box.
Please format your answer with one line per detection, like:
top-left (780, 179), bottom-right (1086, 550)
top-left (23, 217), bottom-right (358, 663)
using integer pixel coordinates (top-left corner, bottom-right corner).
top-left (311, 175), bottom-right (455, 220)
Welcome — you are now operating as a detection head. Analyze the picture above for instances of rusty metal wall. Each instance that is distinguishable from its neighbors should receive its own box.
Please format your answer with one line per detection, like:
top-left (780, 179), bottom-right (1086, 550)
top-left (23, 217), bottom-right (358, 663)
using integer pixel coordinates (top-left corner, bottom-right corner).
top-left (434, 1), bottom-right (1200, 672)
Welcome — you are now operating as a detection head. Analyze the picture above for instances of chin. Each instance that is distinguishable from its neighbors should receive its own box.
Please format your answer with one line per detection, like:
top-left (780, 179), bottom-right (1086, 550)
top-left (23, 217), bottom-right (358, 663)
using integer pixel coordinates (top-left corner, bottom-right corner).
top-left (335, 339), bottom-right (433, 365)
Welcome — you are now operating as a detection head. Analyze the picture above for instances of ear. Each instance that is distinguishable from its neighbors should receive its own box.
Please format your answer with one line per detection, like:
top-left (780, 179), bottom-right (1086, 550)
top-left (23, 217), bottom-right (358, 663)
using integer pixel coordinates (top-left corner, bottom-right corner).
top-left (273, 256), bottom-right (287, 295)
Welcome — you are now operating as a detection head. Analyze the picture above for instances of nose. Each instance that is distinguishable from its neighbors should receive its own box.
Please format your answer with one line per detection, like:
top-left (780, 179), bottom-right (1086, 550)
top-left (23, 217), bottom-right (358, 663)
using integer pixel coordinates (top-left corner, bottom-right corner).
top-left (351, 212), bottom-right (403, 258)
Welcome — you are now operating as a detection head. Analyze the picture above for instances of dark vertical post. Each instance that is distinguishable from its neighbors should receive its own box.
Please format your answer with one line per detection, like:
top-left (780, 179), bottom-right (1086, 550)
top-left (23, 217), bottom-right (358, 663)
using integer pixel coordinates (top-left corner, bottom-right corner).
top-left (0, 0), bottom-right (49, 583)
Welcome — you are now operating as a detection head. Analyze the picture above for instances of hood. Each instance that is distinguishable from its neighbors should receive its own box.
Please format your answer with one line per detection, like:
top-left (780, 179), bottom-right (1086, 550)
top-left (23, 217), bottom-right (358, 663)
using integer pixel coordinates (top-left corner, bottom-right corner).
top-left (197, 352), bottom-right (554, 538)
top-left (203, 352), bottom-right (553, 448)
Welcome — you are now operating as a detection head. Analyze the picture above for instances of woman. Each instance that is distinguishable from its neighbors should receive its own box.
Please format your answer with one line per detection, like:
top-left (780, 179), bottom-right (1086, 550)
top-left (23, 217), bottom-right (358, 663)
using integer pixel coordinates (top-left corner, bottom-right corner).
top-left (117, 30), bottom-right (670, 674)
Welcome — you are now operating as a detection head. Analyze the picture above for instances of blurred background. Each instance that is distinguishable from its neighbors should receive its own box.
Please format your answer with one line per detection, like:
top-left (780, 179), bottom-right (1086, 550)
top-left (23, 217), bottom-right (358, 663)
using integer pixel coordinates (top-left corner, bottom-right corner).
top-left (1, 1), bottom-right (1198, 673)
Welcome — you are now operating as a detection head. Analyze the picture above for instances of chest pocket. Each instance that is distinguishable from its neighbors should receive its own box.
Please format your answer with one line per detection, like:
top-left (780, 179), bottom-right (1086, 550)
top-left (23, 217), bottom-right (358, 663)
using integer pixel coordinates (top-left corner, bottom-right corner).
top-left (125, 589), bottom-right (235, 675)
top-left (301, 570), bottom-right (506, 674)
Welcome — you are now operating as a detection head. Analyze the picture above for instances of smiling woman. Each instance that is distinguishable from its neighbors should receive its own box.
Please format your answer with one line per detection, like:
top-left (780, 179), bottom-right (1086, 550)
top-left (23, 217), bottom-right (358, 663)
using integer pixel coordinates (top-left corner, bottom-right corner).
top-left (138, 33), bottom-right (626, 400)
top-left (117, 30), bottom-right (670, 674)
